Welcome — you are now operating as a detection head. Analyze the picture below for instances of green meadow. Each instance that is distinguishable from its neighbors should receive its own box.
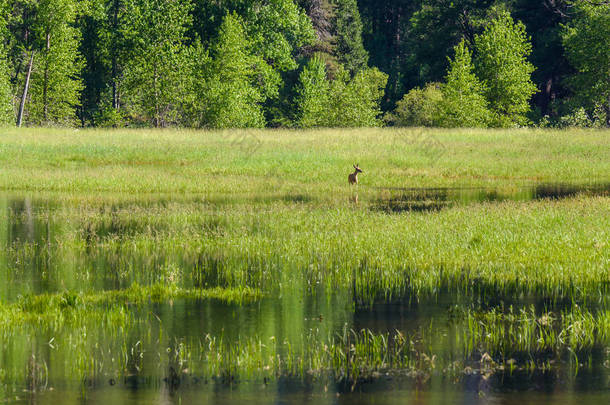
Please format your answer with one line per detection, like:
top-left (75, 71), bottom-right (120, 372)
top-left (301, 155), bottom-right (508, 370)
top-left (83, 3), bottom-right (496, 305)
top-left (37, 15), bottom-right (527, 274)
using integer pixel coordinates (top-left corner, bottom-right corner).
top-left (0, 128), bottom-right (609, 398)
top-left (1, 127), bottom-right (608, 194)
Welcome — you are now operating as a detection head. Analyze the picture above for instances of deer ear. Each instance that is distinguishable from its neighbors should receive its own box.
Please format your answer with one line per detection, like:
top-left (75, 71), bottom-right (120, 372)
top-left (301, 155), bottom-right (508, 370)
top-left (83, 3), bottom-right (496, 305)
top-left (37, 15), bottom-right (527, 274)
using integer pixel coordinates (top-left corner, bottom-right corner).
top-left (353, 164), bottom-right (357, 169)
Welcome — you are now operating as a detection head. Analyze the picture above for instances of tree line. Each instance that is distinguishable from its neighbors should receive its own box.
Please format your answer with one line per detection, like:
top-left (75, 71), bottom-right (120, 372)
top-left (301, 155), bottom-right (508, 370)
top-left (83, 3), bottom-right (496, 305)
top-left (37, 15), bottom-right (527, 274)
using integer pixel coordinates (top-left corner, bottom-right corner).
top-left (0, 0), bottom-right (608, 129)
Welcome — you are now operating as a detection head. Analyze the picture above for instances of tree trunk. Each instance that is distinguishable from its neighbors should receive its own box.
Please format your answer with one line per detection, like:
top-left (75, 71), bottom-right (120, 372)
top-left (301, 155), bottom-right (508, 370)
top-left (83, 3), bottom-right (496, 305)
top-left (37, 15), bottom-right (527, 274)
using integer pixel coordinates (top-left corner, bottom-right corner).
top-left (606, 92), bottom-right (610, 127)
top-left (17, 51), bottom-right (34, 127)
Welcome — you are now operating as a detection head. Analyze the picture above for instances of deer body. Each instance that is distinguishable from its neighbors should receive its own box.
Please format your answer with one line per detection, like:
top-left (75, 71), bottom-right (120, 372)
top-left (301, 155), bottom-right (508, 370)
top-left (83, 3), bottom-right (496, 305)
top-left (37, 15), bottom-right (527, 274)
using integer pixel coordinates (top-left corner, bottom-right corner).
top-left (348, 164), bottom-right (363, 185)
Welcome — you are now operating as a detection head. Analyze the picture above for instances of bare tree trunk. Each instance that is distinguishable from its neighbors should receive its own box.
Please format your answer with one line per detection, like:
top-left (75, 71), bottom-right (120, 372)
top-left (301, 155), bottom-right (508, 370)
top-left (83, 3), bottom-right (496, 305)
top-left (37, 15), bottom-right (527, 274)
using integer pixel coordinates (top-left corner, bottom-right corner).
top-left (17, 51), bottom-right (34, 127)
top-left (606, 92), bottom-right (610, 127)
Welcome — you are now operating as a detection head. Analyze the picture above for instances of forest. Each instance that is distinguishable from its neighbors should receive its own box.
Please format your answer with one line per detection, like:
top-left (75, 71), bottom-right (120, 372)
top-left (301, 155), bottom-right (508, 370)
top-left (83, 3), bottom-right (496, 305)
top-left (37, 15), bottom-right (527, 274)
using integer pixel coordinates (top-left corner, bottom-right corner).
top-left (1, 0), bottom-right (609, 129)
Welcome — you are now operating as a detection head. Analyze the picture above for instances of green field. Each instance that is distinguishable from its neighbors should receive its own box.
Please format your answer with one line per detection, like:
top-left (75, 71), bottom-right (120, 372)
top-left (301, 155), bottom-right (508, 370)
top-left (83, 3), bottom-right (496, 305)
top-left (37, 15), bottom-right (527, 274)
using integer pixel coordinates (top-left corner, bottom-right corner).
top-left (1, 127), bottom-right (608, 194)
top-left (0, 128), bottom-right (609, 396)
top-left (2, 127), bottom-right (608, 297)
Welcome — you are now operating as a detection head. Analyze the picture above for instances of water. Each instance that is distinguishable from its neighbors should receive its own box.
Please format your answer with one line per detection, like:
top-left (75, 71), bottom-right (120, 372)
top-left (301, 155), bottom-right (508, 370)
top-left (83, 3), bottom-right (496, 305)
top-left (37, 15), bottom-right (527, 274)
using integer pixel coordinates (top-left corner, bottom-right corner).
top-left (1, 185), bottom-right (609, 404)
top-left (372, 182), bottom-right (610, 213)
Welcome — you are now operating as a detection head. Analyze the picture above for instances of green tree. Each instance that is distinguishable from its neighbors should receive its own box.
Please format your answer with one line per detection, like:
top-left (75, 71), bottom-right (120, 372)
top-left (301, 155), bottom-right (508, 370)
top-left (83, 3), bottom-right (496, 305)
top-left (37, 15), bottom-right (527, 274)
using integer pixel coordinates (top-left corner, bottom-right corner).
top-left (0, 1), bottom-right (13, 125)
top-left (328, 66), bottom-right (387, 127)
top-left (407, 0), bottom-right (493, 89)
top-left (562, 1), bottom-right (610, 126)
top-left (440, 40), bottom-right (490, 127)
top-left (294, 56), bottom-right (386, 127)
top-left (121, 0), bottom-right (192, 127)
top-left (79, 0), bottom-right (139, 125)
top-left (20, 0), bottom-right (83, 125)
top-left (334, 0), bottom-right (368, 74)
top-left (198, 13), bottom-right (266, 128)
top-left (247, 0), bottom-right (315, 73)
top-left (474, 10), bottom-right (537, 127)
top-left (358, 0), bottom-right (421, 109)
top-left (0, 53), bottom-right (12, 125)
top-left (386, 83), bottom-right (443, 127)
top-left (294, 55), bottom-right (330, 127)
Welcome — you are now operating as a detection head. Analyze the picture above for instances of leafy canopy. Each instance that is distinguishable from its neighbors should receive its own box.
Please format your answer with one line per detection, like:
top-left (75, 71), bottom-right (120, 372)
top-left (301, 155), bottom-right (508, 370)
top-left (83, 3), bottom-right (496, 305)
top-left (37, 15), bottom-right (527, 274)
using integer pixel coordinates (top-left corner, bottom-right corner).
top-left (474, 10), bottom-right (537, 127)
top-left (440, 40), bottom-right (490, 128)
top-left (562, 1), bottom-right (610, 125)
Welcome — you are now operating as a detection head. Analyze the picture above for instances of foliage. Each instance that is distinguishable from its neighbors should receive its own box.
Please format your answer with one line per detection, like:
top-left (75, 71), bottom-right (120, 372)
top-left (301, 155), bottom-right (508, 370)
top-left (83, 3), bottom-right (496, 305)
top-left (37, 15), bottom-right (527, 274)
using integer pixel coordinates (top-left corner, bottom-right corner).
top-left (246, 0), bottom-right (316, 73)
top-left (334, 0), bottom-right (368, 74)
top-left (196, 14), bottom-right (266, 128)
top-left (120, 0), bottom-right (193, 127)
top-left (294, 55), bottom-right (330, 127)
top-left (0, 0), bottom-right (606, 128)
top-left (25, 0), bottom-right (83, 125)
top-left (357, 0), bottom-right (421, 109)
top-left (407, 0), bottom-right (493, 91)
top-left (295, 57), bottom-right (386, 127)
top-left (558, 106), bottom-right (607, 129)
top-left (474, 10), bottom-right (537, 127)
top-left (328, 66), bottom-right (387, 126)
top-left (562, 1), bottom-right (610, 127)
top-left (439, 40), bottom-right (490, 128)
top-left (0, 51), bottom-right (12, 126)
top-left (0, 2), bottom-right (11, 125)
top-left (386, 83), bottom-right (443, 127)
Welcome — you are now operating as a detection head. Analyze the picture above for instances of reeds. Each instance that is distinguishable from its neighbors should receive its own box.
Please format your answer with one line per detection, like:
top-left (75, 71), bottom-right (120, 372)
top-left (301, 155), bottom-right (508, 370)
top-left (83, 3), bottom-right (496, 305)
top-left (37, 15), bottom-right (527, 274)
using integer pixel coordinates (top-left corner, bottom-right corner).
top-left (1, 303), bottom-right (607, 388)
top-left (3, 196), bottom-right (608, 302)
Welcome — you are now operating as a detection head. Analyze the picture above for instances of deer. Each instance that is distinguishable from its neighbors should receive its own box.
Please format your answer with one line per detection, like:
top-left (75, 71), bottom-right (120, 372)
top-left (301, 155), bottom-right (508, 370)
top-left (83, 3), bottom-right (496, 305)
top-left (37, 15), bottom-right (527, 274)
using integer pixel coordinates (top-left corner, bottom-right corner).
top-left (348, 164), bottom-right (363, 185)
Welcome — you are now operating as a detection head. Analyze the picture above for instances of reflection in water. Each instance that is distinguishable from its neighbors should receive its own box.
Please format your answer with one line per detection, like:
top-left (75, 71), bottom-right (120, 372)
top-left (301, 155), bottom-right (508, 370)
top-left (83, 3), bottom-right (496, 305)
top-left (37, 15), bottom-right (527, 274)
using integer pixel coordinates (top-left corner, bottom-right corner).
top-left (0, 186), bottom-right (609, 404)
top-left (373, 182), bottom-right (610, 213)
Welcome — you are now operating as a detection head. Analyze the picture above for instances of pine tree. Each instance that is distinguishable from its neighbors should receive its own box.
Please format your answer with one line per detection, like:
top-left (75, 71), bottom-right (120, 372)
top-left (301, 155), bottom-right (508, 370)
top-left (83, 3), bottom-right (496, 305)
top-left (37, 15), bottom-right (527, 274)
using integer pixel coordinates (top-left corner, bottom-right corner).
top-left (440, 40), bottom-right (490, 128)
top-left (562, 2), bottom-right (610, 126)
top-left (334, 0), bottom-right (368, 74)
top-left (24, 0), bottom-right (83, 125)
top-left (121, 0), bottom-right (193, 127)
top-left (294, 55), bottom-right (330, 127)
top-left (198, 13), bottom-right (266, 128)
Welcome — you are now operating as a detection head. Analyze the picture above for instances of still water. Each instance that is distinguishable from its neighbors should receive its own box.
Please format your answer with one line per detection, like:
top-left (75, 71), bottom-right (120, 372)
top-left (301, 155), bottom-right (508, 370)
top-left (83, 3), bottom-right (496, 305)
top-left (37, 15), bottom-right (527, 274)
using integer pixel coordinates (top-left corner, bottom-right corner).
top-left (1, 185), bottom-right (608, 404)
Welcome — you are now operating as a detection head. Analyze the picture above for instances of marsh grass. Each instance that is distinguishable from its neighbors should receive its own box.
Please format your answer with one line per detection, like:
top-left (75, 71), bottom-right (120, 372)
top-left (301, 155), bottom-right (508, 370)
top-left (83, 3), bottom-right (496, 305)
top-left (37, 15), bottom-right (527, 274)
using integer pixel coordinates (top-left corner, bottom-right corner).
top-left (0, 283), bottom-right (259, 330)
top-left (3, 195), bottom-right (608, 302)
top-left (1, 302), bottom-right (607, 390)
top-left (0, 128), bottom-right (608, 394)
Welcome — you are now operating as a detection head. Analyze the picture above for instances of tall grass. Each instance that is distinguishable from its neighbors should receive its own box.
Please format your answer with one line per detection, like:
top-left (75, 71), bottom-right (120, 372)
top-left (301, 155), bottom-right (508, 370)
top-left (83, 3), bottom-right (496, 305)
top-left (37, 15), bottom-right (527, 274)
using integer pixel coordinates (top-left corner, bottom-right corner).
top-left (1, 298), bottom-right (608, 388)
top-left (0, 128), bottom-right (608, 196)
top-left (2, 195), bottom-right (608, 301)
